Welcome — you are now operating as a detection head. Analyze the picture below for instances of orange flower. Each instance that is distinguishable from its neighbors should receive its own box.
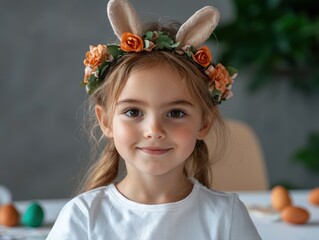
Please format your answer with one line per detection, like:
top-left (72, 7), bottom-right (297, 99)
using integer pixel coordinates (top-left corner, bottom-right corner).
top-left (192, 46), bottom-right (212, 67)
top-left (120, 32), bottom-right (143, 52)
top-left (209, 63), bottom-right (232, 93)
top-left (83, 44), bottom-right (108, 69)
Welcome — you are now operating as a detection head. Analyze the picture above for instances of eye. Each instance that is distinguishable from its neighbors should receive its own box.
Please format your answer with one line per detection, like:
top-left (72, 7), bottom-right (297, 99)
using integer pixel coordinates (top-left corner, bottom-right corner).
top-left (167, 109), bottom-right (186, 118)
top-left (124, 108), bottom-right (142, 117)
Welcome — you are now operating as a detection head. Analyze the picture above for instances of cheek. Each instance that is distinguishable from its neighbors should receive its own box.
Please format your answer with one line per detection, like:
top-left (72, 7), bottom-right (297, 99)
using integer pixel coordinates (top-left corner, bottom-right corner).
top-left (112, 120), bottom-right (138, 145)
top-left (174, 128), bottom-right (195, 139)
top-left (172, 125), bottom-right (198, 147)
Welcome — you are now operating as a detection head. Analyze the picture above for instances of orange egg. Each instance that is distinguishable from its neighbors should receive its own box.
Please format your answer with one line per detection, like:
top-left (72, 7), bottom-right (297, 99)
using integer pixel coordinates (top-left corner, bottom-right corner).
top-left (281, 206), bottom-right (310, 224)
top-left (271, 185), bottom-right (292, 211)
top-left (308, 187), bottom-right (319, 206)
top-left (0, 203), bottom-right (20, 227)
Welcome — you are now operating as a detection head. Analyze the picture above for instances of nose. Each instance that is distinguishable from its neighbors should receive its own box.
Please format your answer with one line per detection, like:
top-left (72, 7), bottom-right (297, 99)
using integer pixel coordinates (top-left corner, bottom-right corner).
top-left (143, 116), bottom-right (166, 140)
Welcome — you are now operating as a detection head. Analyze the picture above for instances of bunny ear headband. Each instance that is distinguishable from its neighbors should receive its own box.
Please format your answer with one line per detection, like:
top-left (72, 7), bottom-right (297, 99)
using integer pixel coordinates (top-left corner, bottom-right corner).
top-left (82, 0), bottom-right (237, 105)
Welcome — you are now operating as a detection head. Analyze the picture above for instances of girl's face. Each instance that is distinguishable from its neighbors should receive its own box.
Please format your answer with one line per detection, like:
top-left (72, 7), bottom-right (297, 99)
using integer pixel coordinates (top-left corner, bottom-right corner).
top-left (97, 66), bottom-right (211, 178)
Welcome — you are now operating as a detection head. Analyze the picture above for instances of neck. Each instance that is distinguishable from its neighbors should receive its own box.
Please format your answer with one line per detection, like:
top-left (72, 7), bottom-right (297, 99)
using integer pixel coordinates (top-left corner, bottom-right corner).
top-left (116, 174), bottom-right (193, 204)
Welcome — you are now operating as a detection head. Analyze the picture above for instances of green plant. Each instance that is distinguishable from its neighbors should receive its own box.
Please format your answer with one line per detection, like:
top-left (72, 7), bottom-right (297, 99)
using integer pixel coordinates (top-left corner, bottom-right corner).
top-left (212, 0), bottom-right (319, 92)
top-left (292, 132), bottom-right (319, 172)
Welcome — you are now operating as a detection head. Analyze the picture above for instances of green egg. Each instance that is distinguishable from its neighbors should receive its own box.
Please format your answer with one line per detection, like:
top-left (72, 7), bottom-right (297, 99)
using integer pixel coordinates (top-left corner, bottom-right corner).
top-left (22, 202), bottom-right (44, 227)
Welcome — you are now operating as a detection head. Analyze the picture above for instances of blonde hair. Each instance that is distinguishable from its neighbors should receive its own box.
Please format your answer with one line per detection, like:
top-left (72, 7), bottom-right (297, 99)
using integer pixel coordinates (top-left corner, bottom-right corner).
top-left (78, 24), bottom-right (227, 193)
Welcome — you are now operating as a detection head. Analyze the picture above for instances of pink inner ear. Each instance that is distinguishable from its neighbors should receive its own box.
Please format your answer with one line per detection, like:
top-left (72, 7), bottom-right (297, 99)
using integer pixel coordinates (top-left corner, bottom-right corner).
top-left (176, 6), bottom-right (220, 49)
top-left (107, 0), bottom-right (143, 40)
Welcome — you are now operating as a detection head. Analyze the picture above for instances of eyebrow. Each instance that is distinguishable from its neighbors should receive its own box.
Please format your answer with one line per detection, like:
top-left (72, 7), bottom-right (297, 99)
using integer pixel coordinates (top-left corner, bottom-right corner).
top-left (116, 99), bottom-right (194, 107)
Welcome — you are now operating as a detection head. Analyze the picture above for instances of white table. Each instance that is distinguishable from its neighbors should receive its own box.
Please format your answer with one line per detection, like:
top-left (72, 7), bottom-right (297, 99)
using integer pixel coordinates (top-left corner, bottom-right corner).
top-left (0, 199), bottom-right (67, 240)
top-left (1, 190), bottom-right (318, 239)
top-left (239, 190), bottom-right (319, 240)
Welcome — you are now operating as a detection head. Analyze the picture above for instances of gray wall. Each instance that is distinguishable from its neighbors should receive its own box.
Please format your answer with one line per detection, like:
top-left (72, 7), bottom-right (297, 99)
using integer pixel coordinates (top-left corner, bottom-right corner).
top-left (1, 0), bottom-right (318, 200)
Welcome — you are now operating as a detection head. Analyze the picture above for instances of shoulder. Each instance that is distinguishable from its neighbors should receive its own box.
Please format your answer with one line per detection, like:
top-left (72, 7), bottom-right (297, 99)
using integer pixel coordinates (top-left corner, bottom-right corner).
top-left (47, 186), bottom-right (114, 239)
top-left (62, 185), bottom-right (114, 216)
top-left (192, 179), bottom-right (252, 220)
top-left (194, 179), bottom-right (239, 207)
top-left (193, 180), bottom-right (261, 239)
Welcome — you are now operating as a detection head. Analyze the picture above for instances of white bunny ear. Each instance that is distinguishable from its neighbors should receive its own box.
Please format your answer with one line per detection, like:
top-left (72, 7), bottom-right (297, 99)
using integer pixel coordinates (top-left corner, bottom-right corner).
top-left (107, 0), bottom-right (143, 40)
top-left (176, 6), bottom-right (220, 49)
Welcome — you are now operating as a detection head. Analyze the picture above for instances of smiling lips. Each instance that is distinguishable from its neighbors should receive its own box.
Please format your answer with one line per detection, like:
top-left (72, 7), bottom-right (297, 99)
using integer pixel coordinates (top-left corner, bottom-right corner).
top-left (138, 147), bottom-right (172, 155)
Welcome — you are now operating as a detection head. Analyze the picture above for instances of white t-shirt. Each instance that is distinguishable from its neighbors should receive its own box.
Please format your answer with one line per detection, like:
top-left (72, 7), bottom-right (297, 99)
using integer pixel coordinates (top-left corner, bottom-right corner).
top-left (47, 179), bottom-right (261, 240)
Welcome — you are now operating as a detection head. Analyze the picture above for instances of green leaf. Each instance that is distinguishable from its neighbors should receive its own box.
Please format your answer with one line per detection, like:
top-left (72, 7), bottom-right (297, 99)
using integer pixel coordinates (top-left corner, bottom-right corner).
top-left (87, 78), bottom-right (101, 90)
top-left (212, 88), bottom-right (222, 96)
top-left (185, 51), bottom-right (193, 58)
top-left (88, 74), bottom-right (97, 83)
top-left (99, 62), bottom-right (111, 78)
top-left (108, 45), bottom-right (124, 58)
top-left (291, 132), bottom-right (319, 171)
top-left (157, 41), bottom-right (173, 50)
top-left (209, 0), bottom-right (319, 94)
top-left (171, 42), bottom-right (180, 48)
top-left (226, 66), bottom-right (238, 76)
top-left (211, 93), bottom-right (222, 105)
top-left (144, 31), bottom-right (153, 41)
top-left (155, 34), bottom-right (175, 49)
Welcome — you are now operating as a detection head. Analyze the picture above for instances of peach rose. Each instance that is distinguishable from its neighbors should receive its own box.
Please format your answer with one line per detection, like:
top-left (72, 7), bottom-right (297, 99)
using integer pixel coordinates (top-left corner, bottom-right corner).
top-left (120, 32), bottom-right (143, 52)
top-left (83, 44), bottom-right (108, 69)
top-left (209, 63), bottom-right (232, 93)
top-left (192, 46), bottom-right (212, 67)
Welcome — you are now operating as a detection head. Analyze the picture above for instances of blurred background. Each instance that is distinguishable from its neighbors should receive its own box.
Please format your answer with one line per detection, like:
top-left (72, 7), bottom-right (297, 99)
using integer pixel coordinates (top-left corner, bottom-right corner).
top-left (1, 0), bottom-right (319, 200)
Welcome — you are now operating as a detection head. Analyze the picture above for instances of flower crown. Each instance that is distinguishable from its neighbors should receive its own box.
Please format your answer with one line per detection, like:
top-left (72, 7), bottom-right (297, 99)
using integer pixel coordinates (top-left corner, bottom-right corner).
top-left (82, 31), bottom-right (237, 105)
top-left (81, 0), bottom-right (238, 105)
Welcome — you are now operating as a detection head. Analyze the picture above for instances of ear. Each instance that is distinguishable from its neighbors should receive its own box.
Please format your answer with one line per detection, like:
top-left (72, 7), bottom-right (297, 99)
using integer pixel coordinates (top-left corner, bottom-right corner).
top-left (95, 105), bottom-right (113, 138)
top-left (176, 6), bottom-right (220, 49)
top-left (197, 117), bottom-right (213, 140)
top-left (107, 0), bottom-right (143, 40)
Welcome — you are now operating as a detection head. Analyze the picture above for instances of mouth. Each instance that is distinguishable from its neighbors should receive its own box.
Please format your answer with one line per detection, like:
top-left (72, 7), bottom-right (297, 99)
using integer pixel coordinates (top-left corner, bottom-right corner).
top-left (137, 147), bottom-right (172, 155)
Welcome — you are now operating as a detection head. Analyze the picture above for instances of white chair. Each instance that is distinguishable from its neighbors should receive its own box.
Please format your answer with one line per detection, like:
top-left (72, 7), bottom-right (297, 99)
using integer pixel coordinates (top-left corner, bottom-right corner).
top-left (205, 119), bottom-right (269, 191)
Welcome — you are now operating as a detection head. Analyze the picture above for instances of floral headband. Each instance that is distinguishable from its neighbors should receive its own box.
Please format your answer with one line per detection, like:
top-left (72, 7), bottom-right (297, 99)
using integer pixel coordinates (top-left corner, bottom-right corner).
top-left (81, 0), bottom-right (238, 105)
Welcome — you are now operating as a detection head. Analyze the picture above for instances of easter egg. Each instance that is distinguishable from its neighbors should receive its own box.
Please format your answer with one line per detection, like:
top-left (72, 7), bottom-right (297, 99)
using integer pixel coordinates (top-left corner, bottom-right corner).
top-left (271, 185), bottom-right (292, 211)
top-left (308, 187), bottom-right (319, 206)
top-left (281, 206), bottom-right (310, 224)
top-left (22, 202), bottom-right (44, 227)
top-left (0, 203), bottom-right (20, 227)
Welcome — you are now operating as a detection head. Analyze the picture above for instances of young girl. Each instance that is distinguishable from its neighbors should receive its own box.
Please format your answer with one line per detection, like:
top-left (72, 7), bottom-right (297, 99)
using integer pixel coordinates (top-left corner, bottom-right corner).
top-left (47, 0), bottom-right (261, 239)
